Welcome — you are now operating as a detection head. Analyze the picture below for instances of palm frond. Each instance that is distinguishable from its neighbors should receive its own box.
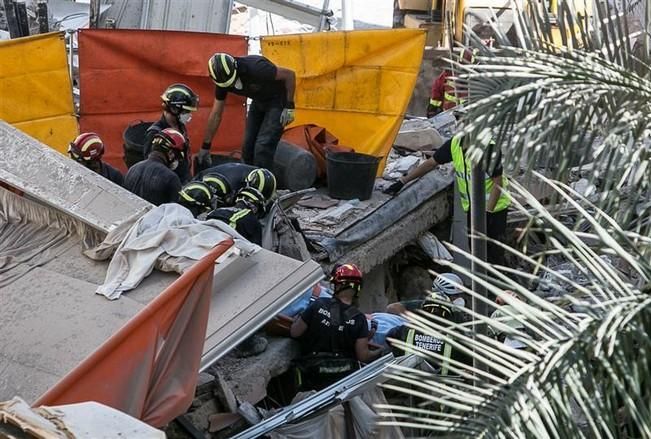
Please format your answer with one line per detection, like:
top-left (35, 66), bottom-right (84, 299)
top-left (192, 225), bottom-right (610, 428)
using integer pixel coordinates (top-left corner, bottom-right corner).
top-left (450, 0), bottom-right (651, 237)
top-left (378, 178), bottom-right (651, 438)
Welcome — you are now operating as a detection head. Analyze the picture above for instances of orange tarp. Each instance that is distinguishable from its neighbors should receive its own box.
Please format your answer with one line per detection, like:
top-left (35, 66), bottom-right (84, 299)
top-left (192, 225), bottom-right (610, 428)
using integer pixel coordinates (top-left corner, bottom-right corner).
top-left (78, 29), bottom-right (247, 172)
top-left (34, 242), bottom-right (233, 427)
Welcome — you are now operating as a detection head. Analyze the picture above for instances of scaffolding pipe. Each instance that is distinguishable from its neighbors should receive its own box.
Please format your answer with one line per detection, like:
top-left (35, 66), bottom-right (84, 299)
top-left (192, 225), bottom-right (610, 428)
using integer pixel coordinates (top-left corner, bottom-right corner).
top-left (341, 0), bottom-right (353, 30)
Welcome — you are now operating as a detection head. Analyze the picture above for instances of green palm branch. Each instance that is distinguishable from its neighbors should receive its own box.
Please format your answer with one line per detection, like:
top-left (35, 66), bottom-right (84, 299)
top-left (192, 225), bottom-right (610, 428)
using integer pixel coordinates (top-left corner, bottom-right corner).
top-left (377, 176), bottom-right (651, 437)
top-left (453, 0), bottom-right (651, 238)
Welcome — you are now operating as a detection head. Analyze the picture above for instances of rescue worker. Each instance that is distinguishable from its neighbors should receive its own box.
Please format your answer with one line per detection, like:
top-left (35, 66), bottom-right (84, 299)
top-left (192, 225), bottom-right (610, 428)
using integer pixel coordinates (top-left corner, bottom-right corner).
top-left (386, 273), bottom-right (466, 317)
top-left (199, 53), bottom-right (296, 170)
top-left (124, 128), bottom-right (186, 206)
top-left (201, 172), bottom-right (232, 208)
top-left (206, 186), bottom-right (265, 245)
top-left (68, 132), bottom-right (124, 186)
top-left (290, 264), bottom-right (383, 390)
top-left (427, 48), bottom-right (476, 117)
top-left (386, 292), bottom-right (455, 374)
top-left (143, 83), bottom-right (198, 184)
top-left (177, 181), bottom-right (214, 218)
top-left (384, 130), bottom-right (510, 266)
top-left (196, 163), bottom-right (277, 205)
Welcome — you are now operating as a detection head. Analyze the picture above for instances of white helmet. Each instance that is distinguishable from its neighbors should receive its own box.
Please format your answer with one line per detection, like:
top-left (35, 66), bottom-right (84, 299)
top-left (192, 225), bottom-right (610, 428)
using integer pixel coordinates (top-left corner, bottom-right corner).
top-left (432, 273), bottom-right (463, 296)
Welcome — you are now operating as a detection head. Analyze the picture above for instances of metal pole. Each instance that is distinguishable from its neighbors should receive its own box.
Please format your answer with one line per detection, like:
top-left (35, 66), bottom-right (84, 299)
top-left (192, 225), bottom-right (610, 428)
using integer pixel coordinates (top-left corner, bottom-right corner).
top-left (341, 0), bottom-right (353, 30)
top-left (645, 0), bottom-right (651, 58)
top-left (37, 0), bottom-right (49, 33)
top-left (15, 0), bottom-right (29, 36)
top-left (470, 158), bottom-right (488, 373)
top-left (2, 0), bottom-right (21, 38)
top-left (89, 0), bottom-right (100, 28)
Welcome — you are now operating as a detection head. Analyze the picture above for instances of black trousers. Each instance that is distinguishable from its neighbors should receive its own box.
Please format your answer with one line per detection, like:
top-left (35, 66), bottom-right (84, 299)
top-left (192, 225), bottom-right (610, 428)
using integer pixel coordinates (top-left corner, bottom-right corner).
top-left (242, 99), bottom-right (284, 170)
top-left (466, 208), bottom-right (508, 266)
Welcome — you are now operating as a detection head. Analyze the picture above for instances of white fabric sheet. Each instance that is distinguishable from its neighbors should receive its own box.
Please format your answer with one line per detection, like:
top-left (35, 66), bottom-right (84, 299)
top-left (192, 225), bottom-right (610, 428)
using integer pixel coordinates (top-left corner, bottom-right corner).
top-left (96, 203), bottom-right (257, 300)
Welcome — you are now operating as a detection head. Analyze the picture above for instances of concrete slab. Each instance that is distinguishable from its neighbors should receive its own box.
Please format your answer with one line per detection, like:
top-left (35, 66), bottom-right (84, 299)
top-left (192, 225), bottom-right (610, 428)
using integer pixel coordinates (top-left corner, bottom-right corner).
top-left (0, 121), bottom-right (150, 234)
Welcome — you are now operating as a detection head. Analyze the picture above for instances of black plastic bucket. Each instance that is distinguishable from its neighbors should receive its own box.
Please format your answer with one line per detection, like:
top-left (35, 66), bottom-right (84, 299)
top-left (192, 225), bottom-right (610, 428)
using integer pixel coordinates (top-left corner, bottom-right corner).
top-left (123, 121), bottom-right (153, 168)
top-left (327, 152), bottom-right (381, 201)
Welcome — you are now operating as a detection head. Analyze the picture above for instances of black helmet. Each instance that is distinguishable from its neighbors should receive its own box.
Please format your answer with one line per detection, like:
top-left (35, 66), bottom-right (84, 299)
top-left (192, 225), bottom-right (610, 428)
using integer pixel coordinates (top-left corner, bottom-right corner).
top-left (202, 172), bottom-right (232, 203)
top-left (208, 53), bottom-right (238, 88)
top-left (161, 83), bottom-right (198, 115)
top-left (245, 168), bottom-right (277, 200)
top-left (235, 187), bottom-right (265, 215)
top-left (422, 292), bottom-right (453, 320)
top-left (178, 182), bottom-right (213, 215)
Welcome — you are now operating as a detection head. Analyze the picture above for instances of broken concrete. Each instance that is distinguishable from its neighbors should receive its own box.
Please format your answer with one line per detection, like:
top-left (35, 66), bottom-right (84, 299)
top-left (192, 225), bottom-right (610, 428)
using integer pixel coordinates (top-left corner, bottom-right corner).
top-left (210, 337), bottom-right (301, 405)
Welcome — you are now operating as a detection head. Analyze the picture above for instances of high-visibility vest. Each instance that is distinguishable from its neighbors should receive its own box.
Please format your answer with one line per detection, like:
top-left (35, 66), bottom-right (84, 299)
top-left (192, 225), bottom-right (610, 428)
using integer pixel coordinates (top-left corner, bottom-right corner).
top-left (450, 135), bottom-right (510, 213)
top-left (405, 329), bottom-right (452, 376)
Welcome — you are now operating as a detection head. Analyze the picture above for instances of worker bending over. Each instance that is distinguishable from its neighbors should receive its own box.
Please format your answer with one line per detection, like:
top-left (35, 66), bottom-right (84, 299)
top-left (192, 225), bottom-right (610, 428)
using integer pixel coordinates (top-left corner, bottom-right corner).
top-left (207, 187), bottom-right (266, 245)
top-left (68, 132), bottom-right (123, 186)
top-left (199, 53), bottom-right (296, 170)
top-left (177, 181), bottom-right (214, 218)
top-left (385, 131), bottom-right (510, 266)
top-left (197, 163), bottom-right (277, 207)
top-left (290, 264), bottom-right (383, 391)
top-left (124, 128), bottom-right (185, 206)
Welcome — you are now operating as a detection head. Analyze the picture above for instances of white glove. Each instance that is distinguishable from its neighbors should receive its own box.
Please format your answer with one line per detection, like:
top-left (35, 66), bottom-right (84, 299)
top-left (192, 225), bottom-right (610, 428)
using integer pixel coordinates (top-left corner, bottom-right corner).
top-left (280, 108), bottom-right (295, 127)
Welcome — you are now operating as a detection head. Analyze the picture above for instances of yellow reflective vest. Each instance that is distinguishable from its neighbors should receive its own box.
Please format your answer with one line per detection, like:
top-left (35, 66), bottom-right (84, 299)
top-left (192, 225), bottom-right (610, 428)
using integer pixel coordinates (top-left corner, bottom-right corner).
top-left (450, 135), bottom-right (510, 213)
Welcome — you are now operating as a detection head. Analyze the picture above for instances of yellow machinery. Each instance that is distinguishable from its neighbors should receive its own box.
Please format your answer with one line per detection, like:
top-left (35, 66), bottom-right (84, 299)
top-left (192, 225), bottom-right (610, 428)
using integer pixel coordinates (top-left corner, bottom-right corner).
top-left (396, 0), bottom-right (592, 48)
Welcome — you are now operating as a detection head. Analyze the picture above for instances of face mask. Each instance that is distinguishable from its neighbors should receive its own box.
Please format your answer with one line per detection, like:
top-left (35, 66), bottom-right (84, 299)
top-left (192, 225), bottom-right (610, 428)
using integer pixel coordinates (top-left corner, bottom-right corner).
top-left (169, 160), bottom-right (179, 171)
top-left (234, 78), bottom-right (243, 90)
top-left (179, 113), bottom-right (192, 124)
top-left (452, 297), bottom-right (466, 308)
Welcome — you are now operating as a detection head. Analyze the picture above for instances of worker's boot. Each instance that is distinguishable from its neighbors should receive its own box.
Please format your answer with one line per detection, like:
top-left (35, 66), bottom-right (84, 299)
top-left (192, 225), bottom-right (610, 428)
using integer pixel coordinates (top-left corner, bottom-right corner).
top-left (234, 334), bottom-right (268, 358)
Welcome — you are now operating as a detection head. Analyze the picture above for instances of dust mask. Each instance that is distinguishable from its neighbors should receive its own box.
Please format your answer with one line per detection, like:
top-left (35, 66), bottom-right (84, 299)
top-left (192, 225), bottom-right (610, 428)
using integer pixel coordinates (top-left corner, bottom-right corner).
top-left (169, 160), bottom-right (179, 171)
top-left (452, 297), bottom-right (466, 308)
top-left (234, 78), bottom-right (243, 90)
top-left (179, 113), bottom-right (192, 124)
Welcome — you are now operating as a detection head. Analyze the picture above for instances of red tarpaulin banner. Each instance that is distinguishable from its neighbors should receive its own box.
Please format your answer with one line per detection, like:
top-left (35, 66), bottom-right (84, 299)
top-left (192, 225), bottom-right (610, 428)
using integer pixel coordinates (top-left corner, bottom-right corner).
top-left (78, 29), bottom-right (247, 172)
top-left (34, 242), bottom-right (233, 427)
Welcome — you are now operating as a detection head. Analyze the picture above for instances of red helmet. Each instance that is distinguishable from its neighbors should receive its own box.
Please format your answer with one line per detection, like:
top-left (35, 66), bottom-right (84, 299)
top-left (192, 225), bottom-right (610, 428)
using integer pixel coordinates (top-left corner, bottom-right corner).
top-left (152, 128), bottom-right (186, 155)
top-left (68, 132), bottom-right (104, 162)
top-left (331, 263), bottom-right (363, 293)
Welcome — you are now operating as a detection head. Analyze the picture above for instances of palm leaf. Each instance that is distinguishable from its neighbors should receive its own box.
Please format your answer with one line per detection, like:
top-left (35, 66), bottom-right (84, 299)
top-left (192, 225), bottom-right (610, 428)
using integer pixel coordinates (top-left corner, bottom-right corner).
top-left (378, 177), bottom-right (651, 437)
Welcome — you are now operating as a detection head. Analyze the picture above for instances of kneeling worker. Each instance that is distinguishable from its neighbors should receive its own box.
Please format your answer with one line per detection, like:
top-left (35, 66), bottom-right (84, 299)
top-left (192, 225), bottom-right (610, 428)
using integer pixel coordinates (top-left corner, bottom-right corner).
top-left (290, 264), bottom-right (383, 390)
top-left (207, 187), bottom-right (265, 245)
top-left (177, 181), bottom-right (214, 218)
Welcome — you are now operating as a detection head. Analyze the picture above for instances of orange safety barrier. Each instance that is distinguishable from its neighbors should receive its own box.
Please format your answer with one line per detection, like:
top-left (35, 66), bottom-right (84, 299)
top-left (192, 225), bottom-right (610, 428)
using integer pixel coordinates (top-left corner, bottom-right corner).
top-left (78, 29), bottom-right (247, 172)
top-left (34, 241), bottom-right (233, 427)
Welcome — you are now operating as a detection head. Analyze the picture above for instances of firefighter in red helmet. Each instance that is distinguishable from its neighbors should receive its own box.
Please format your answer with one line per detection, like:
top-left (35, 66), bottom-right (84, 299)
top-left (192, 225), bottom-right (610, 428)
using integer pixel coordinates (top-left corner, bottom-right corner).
top-left (68, 132), bottom-right (124, 186)
top-left (290, 263), bottom-right (384, 390)
top-left (427, 48), bottom-right (477, 118)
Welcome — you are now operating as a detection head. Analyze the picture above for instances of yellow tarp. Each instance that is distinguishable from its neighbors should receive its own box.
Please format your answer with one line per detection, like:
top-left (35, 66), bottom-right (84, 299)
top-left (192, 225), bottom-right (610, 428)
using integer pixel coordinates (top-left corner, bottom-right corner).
top-left (262, 29), bottom-right (426, 173)
top-left (0, 32), bottom-right (77, 153)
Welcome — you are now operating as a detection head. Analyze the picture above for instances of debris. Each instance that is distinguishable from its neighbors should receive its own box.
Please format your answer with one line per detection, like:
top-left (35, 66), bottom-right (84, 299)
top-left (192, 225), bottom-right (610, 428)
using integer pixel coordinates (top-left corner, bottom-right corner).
top-left (234, 334), bottom-right (269, 358)
top-left (311, 199), bottom-right (362, 225)
top-left (214, 371), bottom-right (239, 413)
top-left (209, 412), bottom-right (244, 433)
top-left (196, 372), bottom-right (216, 397)
top-left (417, 232), bottom-right (453, 261)
top-left (394, 126), bottom-right (444, 152)
top-left (0, 397), bottom-right (165, 438)
top-left (382, 154), bottom-right (421, 180)
top-left (571, 178), bottom-right (596, 197)
top-left (238, 402), bottom-right (263, 425)
top-left (297, 194), bottom-right (340, 209)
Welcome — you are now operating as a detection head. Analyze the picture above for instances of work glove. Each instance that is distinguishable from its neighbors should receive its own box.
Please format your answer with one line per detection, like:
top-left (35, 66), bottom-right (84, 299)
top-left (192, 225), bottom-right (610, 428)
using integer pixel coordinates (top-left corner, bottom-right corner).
top-left (383, 180), bottom-right (404, 196)
top-left (280, 104), bottom-right (295, 127)
top-left (197, 143), bottom-right (212, 167)
top-left (427, 104), bottom-right (442, 119)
